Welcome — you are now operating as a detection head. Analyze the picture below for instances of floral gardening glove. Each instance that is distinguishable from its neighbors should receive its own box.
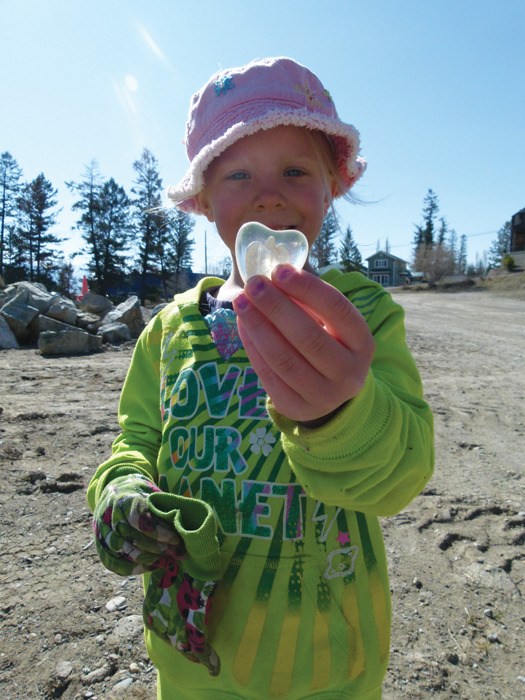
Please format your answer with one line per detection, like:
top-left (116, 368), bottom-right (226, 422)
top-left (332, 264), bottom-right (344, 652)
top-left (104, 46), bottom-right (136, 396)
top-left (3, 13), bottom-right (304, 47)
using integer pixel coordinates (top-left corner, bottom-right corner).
top-left (92, 473), bottom-right (185, 576)
top-left (143, 492), bottom-right (222, 676)
top-left (93, 474), bottom-right (222, 676)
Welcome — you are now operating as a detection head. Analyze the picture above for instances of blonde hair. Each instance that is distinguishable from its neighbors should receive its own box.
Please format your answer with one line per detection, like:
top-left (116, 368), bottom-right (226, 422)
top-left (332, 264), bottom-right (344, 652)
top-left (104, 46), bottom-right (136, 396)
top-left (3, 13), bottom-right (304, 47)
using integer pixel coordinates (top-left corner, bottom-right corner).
top-left (304, 130), bottom-right (361, 209)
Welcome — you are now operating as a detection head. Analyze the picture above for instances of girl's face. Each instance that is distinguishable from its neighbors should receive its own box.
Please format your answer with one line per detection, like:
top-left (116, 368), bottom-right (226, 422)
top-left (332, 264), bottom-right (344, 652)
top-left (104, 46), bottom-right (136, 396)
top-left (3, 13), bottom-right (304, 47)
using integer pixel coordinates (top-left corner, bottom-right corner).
top-left (197, 126), bottom-right (334, 278)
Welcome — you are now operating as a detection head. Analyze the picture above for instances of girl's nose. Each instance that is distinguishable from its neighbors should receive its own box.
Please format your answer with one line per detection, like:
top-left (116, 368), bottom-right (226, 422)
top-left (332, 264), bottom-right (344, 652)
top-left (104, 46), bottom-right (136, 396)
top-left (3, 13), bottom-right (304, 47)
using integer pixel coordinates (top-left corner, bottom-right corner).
top-left (253, 183), bottom-right (286, 211)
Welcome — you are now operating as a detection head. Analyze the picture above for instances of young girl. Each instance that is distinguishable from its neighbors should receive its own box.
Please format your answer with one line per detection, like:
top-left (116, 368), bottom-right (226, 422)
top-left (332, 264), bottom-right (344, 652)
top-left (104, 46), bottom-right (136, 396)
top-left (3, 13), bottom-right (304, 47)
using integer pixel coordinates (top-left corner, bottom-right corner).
top-left (88, 57), bottom-right (434, 699)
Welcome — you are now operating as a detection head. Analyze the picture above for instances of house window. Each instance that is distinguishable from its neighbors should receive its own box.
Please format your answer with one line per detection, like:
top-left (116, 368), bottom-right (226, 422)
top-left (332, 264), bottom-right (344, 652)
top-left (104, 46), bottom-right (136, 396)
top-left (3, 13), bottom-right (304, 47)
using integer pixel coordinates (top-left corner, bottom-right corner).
top-left (372, 273), bottom-right (390, 286)
top-left (375, 258), bottom-right (388, 268)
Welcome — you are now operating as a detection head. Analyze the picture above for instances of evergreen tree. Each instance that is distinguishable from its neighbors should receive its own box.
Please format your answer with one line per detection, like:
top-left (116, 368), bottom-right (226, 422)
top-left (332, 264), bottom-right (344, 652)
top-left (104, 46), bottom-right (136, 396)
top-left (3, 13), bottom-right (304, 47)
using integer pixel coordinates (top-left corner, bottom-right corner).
top-left (17, 173), bottom-right (62, 282)
top-left (338, 225), bottom-right (362, 272)
top-left (0, 152), bottom-right (23, 278)
top-left (2, 222), bottom-right (25, 281)
top-left (67, 161), bottom-right (104, 281)
top-left (68, 163), bottom-right (131, 295)
top-left (131, 149), bottom-right (165, 303)
top-left (164, 208), bottom-right (195, 294)
top-left (95, 178), bottom-right (132, 295)
top-left (487, 221), bottom-right (511, 268)
top-left (310, 210), bottom-right (338, 268)
top-left (458, 234), bottom-right (468, 274)
top-left (55, 259), bottom-right (76, 298)
top-left (437, 216), bottom-right (448, 246)
top-left (413, 189), bottom-right (439, 253)
top-left (447, 227), bottom-right (459, 273)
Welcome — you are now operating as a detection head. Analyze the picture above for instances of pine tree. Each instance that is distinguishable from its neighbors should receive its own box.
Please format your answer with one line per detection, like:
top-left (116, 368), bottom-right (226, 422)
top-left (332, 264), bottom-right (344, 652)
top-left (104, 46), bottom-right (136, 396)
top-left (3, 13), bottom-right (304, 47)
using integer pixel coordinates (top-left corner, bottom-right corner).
top-left (68, 163), bottom-right (132, 295)
top-left (67, 161), bottom-right (105, 281)
top-left (164, 208), bottom-right (195, 294)
top-left (487, 221), bottom-right (511, 269)
top-left (458, 234), bottom-right (468, 274)
top-left (0, 152), bottom-right (23, 278)
top-left (338, 225), bottom-right (362, 272)
top-left (437, 217), bottom-right (448, 246)
top-left (310, 210), bottom-right (338, 268)
top-left (2, 222), bottom-right (25, 281)
top-left (55, 260), bottom-right (76, 298)
top-left (413, 189), bottom-right (439, 254)
top-left (447, 228), bottom-right (459, 273)
top-left (17, 173), bottom-right (62, 282)
top-left (131, 149), bottom-right (165, 303)
top-left (95, 178), bottom-right (132, 295)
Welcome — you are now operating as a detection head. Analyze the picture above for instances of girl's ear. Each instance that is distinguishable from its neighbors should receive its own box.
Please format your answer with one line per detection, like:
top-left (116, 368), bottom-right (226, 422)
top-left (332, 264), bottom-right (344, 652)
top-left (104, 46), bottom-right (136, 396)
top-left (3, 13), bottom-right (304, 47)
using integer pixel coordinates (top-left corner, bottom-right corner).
top-left (196, 191), bottom-right (215, 221)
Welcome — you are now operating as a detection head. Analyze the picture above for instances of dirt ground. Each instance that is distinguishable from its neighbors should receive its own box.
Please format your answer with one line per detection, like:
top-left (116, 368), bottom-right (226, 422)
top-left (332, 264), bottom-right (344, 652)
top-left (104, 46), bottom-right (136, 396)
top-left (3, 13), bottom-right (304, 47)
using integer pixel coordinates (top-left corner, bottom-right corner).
top-left (1, 288), bottom-right (524, 700)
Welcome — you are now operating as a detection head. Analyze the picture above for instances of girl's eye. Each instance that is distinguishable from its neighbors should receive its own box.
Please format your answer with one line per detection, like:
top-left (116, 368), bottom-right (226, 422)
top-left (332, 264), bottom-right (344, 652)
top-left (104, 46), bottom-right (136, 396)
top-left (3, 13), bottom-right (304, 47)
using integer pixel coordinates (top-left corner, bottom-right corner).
top-left (227, 171), bottom-right (249, 181)
top-left (285, 168), bottom-right (306, 177)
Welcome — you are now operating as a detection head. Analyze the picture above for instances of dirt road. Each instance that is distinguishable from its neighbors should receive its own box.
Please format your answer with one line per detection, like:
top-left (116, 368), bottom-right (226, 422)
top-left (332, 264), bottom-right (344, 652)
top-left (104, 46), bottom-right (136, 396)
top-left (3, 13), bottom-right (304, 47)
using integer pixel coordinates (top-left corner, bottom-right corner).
top-left (1, 289), bottom-right (523, 699)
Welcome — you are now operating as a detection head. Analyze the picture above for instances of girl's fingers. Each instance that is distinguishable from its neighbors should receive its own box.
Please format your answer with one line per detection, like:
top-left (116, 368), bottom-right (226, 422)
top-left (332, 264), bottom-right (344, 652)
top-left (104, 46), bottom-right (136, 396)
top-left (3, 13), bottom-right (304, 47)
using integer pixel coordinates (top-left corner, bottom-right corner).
top-left (271, 265), bottom-right (373, 350)
top-left (237, 308), bottom-right (360, 420)
top-left (234, 270), bottom-right (374, 384)
top-left (233, 277), bottom-right (374, 417)
top-left (235, 318), bottom-right (310, 418)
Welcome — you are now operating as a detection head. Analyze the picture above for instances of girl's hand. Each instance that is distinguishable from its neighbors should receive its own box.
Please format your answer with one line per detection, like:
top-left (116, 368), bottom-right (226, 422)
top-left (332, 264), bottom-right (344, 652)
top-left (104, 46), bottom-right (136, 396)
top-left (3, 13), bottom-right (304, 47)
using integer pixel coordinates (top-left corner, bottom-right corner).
top-left (233, 264), bottom-right (375, 423)
top-left (93, 474), bottom-right (184, 577)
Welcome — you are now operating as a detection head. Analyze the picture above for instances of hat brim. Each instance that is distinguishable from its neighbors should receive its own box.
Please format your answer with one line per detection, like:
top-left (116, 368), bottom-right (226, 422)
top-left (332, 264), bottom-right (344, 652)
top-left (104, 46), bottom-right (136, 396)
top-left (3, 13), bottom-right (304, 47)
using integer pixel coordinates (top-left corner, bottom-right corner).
top-left (168, 111), bottom-right (366, 214)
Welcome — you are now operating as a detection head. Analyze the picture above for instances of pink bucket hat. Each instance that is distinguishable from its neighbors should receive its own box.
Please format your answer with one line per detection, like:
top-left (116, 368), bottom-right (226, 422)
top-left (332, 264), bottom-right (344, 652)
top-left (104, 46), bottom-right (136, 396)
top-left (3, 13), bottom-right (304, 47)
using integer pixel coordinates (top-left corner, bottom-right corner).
top-left (168, 56), bottom-right (366, 214)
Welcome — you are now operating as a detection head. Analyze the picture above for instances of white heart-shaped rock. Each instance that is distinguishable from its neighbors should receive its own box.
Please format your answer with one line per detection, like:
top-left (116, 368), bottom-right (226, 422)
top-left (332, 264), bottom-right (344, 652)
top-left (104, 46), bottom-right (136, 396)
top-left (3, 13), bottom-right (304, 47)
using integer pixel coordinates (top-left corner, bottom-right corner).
top-left (235, 222), bottom-right (309, 283)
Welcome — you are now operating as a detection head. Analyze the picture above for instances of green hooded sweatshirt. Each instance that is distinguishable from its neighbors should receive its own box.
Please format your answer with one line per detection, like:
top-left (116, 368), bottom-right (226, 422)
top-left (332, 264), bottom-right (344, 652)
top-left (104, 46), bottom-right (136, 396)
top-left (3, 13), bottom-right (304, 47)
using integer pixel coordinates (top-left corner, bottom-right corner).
top-left (87, 270), bottom-right (434, 699)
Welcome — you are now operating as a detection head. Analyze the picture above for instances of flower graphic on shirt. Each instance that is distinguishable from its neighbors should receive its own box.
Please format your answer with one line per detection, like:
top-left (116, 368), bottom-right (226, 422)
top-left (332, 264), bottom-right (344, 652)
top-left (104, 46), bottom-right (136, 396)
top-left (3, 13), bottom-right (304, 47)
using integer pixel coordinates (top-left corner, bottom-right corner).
top-left (249, 427), bottom-right (276, 456)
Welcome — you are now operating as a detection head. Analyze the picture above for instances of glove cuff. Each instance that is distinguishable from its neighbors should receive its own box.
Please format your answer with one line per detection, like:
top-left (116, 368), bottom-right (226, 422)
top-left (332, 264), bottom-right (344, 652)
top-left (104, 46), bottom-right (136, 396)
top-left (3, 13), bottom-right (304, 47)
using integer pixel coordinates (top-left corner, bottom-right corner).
top-left (148, 493), bottom-right (222, 580)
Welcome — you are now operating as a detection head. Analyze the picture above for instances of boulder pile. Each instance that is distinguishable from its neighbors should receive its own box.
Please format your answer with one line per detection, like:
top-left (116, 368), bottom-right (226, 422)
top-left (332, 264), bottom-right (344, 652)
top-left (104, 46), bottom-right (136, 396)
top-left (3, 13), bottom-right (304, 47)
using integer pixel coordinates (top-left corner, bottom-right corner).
top-left (0, 280), bottom-right (147, 355)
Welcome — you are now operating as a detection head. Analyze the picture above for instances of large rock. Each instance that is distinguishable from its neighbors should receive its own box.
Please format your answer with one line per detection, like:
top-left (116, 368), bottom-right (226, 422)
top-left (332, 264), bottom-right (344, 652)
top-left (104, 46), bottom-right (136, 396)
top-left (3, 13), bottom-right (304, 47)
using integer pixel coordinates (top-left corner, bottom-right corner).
top-left (98, 322), bottom-right (131, 344)
top-left (75, 310), bottom-right (102, 331)
top-left (0, 292), bottom-right (40, 342)
top-left (0, 315), bottom-right (19, 349)
top-left (46, 297), bottom-right (78, 325)
top-left (37, 316), bottom-right (77, 334)
top-left (102, 296), bottom-right (145, 338)
top-left (79, 292), bottom-right (114, 316)
top-left (9, 281), bottom-right (58, 313)
top-left (0, 279), bottom-right (146, 351)
top-left (38, 329), bottom-right (103, 355)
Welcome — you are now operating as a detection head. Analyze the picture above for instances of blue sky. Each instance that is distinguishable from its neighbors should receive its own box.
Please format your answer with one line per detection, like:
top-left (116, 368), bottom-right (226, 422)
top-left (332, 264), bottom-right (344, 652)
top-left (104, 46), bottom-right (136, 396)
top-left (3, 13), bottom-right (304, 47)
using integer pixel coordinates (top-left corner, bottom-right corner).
top-left (2, 0), bottom-right (524, 274)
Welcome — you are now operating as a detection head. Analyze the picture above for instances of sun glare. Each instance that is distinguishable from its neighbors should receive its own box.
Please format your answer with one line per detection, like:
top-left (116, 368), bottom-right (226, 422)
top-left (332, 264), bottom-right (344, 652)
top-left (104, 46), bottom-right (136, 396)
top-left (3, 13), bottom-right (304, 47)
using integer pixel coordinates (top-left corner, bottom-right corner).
top-left (124, 74), bottom-right (139, 92)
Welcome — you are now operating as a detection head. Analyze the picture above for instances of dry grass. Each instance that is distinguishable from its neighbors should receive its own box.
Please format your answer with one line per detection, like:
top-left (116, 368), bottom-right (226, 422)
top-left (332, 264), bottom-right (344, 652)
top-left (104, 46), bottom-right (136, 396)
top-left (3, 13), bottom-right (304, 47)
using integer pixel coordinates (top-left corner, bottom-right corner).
top-left (394, 270), bottom-right (525, 299)
top-left (479, 270), bottom-right (525, 298)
